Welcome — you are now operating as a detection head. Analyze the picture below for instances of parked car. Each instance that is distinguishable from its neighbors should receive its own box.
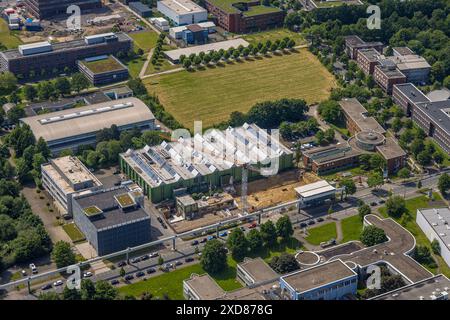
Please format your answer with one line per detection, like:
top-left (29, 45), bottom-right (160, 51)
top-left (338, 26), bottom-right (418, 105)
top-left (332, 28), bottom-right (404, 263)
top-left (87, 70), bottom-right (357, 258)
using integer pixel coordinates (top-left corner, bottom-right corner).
top-left (207, 235), bottom-right (216, 241)
top-left (136, 271), bottom-right (145, 277)
top-left (240, 226), bottom-right (246, 232)
top-left (185, 257), bottom-right (194, 263)
top-left (157, 217), bottom-right (163, 223)
top-left (41, 283), bottom-right (52, 290)
top-left (53, 280), bottom-right (64, 287)
top-left (219, 231), bottom-right (228, 237)
top-left (200, 238), bottom-right (207, 243)
top-left (111, 279), bottom-right (120, 285)
top-left (83, 272), bottom-right (93, 278)
top-left (378, 199), bottom-right (386, 204)
top-left (248, 223), bottom-right (257, 229)
top-left (21, 270), bottom-right (27, 277)
top-left (117, 261), bottom-right (127, 267)
top-left (308, 220), bottom-right (315, 225)
top-left (29, 263), bottom-right (37, 274)
top-left (175, 261), bottom-right (182, 266)
top-left (146, 268), bottom-right (156, 274)
top-left (316, 217), bottom-right (324, 222)
top-left (370, 202), bottom-right (377, 206)
top-left (300, 222), bottom-right (307, 228)
top-left (130, 257), bottom-right (141, 263)
top-left (191, 240), bottom-right (199, 246)
top-left (149, 252), bottom-right (159, 258)
top-left (140, 255), bottom-right (150, 261)
top-left (161, 223), bottom-right (168, 229)
top-left (124, 274), bottom-right (134, 281)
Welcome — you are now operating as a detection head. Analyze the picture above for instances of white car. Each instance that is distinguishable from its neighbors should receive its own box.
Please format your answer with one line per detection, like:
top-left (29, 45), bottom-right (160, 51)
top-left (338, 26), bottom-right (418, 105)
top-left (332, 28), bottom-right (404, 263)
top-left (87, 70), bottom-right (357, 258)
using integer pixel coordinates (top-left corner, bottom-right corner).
top-left (29, 263), bottom-right (37, 274)
top-left (83, 272), bottom-right (93, 278)
top-left (53, 280), bottom-right (64, 287)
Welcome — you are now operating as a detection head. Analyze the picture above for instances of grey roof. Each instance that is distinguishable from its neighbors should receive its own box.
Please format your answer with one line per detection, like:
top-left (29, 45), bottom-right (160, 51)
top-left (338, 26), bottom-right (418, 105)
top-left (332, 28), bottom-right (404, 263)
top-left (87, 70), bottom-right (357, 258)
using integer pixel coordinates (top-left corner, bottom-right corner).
top-left (415, 99), bottom-right (450, 137)
top-left (372, 274), bottom-right (450, 300)
top-left (417, 207), bottom-right (450, 250)
top-left (339, 98), bottom-right (386, 134)
top-left (394, 83), bottom-right (430, 104)
top-left (74, 187), bottom-right (150, 230)
top-left (427, 89), bottom-right (450, 102)
top-left (303, 144), bottom-right (361, 165)
top-left (184, 274), bottom-right (225, 300)
top-left (21, 97), bottom-right (155, 143)
top-left (238, 257), bottom-right (278, 283)
top-left (358, 48), bottom-right (380, 61)
top-left (392, 47), bottom-right (415, 56)
top-left (375, 137), bottom-right (407, 160)
top-left (375, 64), bottom-right (406, 79)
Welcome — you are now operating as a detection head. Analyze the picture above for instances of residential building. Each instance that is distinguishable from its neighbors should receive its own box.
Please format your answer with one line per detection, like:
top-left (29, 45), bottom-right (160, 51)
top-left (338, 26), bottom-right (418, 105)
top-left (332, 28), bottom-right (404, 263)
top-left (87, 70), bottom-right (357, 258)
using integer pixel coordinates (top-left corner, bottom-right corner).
top-left (0, 32), bottom-right (133, 79)
top-left (25, 0), bottom-right (102, 19)
top-left (279, 259), bottom-right (358, 300)
top-left (120, 123), bottom-right (293, 203)
top-left (72, 186), bottom-right (151, 255)
top-left (237, 257), bottom-right (278, 286)
top-left (339, 98), bottom-right (386, 135)
top-left (344, 35), bottom-right (383, 60)
top-left (294, 180), bottom-right (336, 207)
top-left (77, 55), bottom-right (129, 86)
top-left (183, 274), bottom-right (225, 300)
top-left (356, 48), bottom-right (380, 75)
top-left (392, 83), bottom-right (430, 116)
top-left (21, 97), bottom-right (156, 154)
top-left (372, 274), bottom-right (450, 300)
top-left (373, 60), bottom-right (407, 94)
top-left (41, 156), bottom-right (103, 216)
top-left (204, 0), bottom-right (285, 33)
top-left (302, 144), bottom-right (361, 175)
top-left (129, 1), bottom-right (152, 18)
top-left (157, 0), bottom-right (208, 26)
top-left (417, 207), bottom-right (450, 268)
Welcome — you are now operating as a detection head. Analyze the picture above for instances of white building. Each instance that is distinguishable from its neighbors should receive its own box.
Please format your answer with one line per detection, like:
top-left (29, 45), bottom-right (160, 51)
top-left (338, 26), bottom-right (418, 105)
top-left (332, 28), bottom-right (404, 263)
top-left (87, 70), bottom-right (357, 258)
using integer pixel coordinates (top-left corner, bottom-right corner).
top-left (416, 207), bottom-right (450, 268)
top-left (157, 0), bottom-right (207, 26)
top-left (41, 156), bottom-right (103, 217)
top-left (294, 180), bottom-right (336, 207)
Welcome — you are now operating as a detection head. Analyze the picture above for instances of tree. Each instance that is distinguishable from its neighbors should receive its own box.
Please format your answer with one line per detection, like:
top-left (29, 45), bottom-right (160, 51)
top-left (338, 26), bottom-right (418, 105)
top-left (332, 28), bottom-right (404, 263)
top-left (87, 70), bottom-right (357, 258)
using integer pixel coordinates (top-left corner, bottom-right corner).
top-left (431, 239), bottom-right (441, 255)
top-left (260, 220), bottom-right (277, 247)
top-left (39, 292), bottom-right (60, 300)
top-left (63, 286), bottom-right (82, 300)
top-left (246, 229), bottom-right (263, 251)
top-left (80, 279), bottom-right (96, 300)
top-left (438, 173), bottom-right (450, 195)
top-left (6, 105), bottom-right (26, 124)
top-left (367, 171), bottom-right (384, 189)
top-left (360, 225), bottom-right (388, 247)
top-left (269, 253), bottom-right (299, 274)
top-left (0, 72), bottom-right (17, 96)
top-left (226, 228), bottom-right (248, 260)
top-left (23, 85), bottom-right (37, 102)
top-left (339, 178), bottom-right (356, 197)
top-left (37, 81), bottom-right (55, 100)
top-left (397, 168), bottom-right (410, 181)
top-left (358, 204), bottom-right (371, 221)
top-left (183, 58), bottom-right (191, 69)
top-left (391, 117), bottom-right (402, 132)
top-left (381, 274), bottom-right (406, 293)
top-left (317, 100), bottom-right (342, 123)
top-left (119, 267), bottom-right (126, 278)
top-left (369, 154), bottom-right (386, 171)
top-left (71, 73), bottom-right (90, 93)
top-left (54, 77), bottom-right (72, 96)
top-left (315, 130), bottom-right (325, 145)
top-left (94, 280), bottom-right (117, 300)
top-left (200, 239), bottom-right (227, 273)
top-left (276, 215), bottom-right (293, 241)
top-left (385, 195), bottom-right (407, 218)
top-left (412, 245), bottom-right (436, 267)
top-left (51, 241), bottom-right (76, 268)
top-left (36, 137), bottom-right (51, 159)
top-left (127, 78), bottom-right (147, 96)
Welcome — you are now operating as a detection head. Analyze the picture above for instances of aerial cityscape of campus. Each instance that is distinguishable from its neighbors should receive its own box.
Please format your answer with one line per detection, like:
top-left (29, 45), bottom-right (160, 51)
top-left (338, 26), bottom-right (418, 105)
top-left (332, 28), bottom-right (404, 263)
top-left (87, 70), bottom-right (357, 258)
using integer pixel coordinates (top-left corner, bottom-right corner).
top-left (0, 0), bottom-right (449, 307)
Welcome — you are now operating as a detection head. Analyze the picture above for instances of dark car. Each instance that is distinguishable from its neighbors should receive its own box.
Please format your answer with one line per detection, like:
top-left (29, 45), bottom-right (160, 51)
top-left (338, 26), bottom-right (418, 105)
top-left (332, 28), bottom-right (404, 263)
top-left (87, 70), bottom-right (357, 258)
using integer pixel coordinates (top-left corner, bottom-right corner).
top-left (157, 217), bottom-right (163, 223)
top-left (175, 261), bottom-right (182, 266)
top-left (300, 222), bottom-right (307, 228)
top-left (200, 238), bottom-right (207, 243)
top-left (378, 200), bottom-right (386, 204)
top-left (41, 283), bottom-right (52, 291)
top-left (136, 271), bottom-right (145, 277)
top-left (124, 274), bottom-right (134, 281)
top-left (316, 217), bottom-right (324, 222)
top-left (111, 279), bottom-right (120, 285)
top-left (146, 268), bottom-right (156, 274)
top-left (191, 240), bottom-right (199, 246)
top-left (130, 257), bottom-right (141, 263)
top-left (370, 202), bottom-right (377, 206)
top-left (240, 226), bottom-right (246, 232)
top-left (185, 257), bottom-right (194, 263)
top-left (140, 255), bottom-right (150, 261)
top-left (161, 223), bottom-right (168, 229)
top-left (117, 261), bottom-right (127, 267)
top-left (308, 220), bottom-right (315, 225)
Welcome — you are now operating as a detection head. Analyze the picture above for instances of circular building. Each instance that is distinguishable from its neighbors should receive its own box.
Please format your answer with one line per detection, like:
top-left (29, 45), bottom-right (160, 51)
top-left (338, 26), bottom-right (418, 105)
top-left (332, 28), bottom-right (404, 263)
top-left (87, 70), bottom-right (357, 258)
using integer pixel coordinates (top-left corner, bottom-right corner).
top-left (354, 130), bottom-right (385, 151)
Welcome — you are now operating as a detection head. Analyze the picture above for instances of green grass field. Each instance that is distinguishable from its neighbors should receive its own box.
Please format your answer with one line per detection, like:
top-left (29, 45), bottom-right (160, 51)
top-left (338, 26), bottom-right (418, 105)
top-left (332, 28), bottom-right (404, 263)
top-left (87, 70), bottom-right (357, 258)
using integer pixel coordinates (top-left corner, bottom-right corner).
top-left (62, 223), bottom-right (86, 243)
top-left (341, 215), bottom-right (363, 243)
top-left (0, 19), bottom-right (22, 49)
top-left (243, 28), bottom-right (304, 46)
top-left (145, 49), bottom-right (336, 129)
top-left (306, 222), bottom-right (337, 245)
top-left (122, 56), bottom-right (146, 78)
top-left (129, 31), bottom-right (159, 53)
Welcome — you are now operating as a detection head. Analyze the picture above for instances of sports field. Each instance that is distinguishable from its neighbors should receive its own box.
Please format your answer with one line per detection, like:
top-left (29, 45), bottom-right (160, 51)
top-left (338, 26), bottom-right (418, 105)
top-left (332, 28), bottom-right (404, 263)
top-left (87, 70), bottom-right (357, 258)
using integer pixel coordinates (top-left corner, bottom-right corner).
top-left (144, 49), bottom-right (336, 129)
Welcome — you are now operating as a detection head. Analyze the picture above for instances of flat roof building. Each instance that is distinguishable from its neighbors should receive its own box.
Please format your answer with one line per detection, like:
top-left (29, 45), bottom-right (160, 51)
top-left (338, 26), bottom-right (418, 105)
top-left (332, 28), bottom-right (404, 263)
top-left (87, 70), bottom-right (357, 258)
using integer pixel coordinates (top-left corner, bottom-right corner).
top-left (372, 274), bottom-right (450, 300)
top-left (129, 2), bottom-right (152, 18)
top-left (183, 274), bottom-right (225, 300)
top-left (356, 48), bottom-right (380, 75)
top-left (72, 186), bottom-right (151, 255)
top-left (21, 97), bottom-right (156, 154)
top-left (344, 35), bottom-right (383, 60)
top-left (280, 259), bottom-right (358, 300)
top-left (237, 257), bottom-right (278, 286)
top-left (295, 180), bottom-right (336, 207)
top-left (25, 0), bottom-right (102, 19)
top-left (387, 54), bottom-right (431, 84)
top-left (120, 123), bottom-right (293, 203)
top-left (77, 55), bottom-right (129, 86)
top-left (373, 61), bottom-right (407, 94)
top-left (417, 207), bottom-right (450, 269)
top-left (157, 0), bottom-right (208, 26)
top-left (302, 143), bottom-right (361, 176)
top-left (339, 98), bottom-right (386, 135)
top-left (392, 83), bottom-right (430, 117)
top-left (42, 156), bottom-right (103, 216)
top-left (0, 32), bottom-right (132, 79)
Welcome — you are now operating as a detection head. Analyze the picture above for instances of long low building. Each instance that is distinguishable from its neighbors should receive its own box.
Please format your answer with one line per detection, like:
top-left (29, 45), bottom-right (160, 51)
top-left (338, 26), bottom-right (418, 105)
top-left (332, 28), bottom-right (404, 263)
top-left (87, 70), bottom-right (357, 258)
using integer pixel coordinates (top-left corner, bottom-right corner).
top-left (120, 123), bottom-right (293, 203)
top-left (164, 38), bottom-right (249, 63)
top-left (21, 97), bottom-right (156, 154)
top-left (0, 32), bottom-right (132, 79)
top-left (294, 180), bottom-right (337, 207)
top-left (157, 0), bottom-right (208, 26)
